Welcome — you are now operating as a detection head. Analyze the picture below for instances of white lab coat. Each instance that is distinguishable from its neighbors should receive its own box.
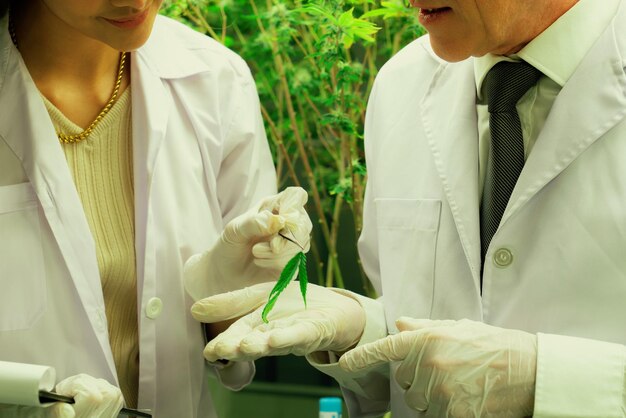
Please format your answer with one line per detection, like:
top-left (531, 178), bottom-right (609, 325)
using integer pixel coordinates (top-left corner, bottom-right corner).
top-left (0, 15), bottom-right (276, 418)
top-left (325, 2), bottom-right (626, 418)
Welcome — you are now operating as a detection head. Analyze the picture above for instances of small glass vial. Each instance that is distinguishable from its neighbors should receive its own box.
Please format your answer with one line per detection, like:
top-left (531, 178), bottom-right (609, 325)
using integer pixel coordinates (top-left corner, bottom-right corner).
top-left (319, 397), bottom-right (342, 418)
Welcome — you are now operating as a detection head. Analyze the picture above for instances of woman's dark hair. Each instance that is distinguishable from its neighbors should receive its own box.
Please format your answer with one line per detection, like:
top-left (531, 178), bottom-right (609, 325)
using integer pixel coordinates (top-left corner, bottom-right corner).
top-left (0, 0), bottom-right (8, 19)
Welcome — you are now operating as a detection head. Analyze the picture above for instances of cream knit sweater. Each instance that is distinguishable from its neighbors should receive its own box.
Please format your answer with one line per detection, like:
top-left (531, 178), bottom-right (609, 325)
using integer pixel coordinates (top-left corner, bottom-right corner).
top-left (44, 88), bottom-right (139, 408)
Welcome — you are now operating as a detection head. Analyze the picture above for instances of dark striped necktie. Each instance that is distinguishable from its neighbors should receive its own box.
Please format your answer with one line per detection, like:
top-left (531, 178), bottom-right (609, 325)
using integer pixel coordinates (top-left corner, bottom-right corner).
top-left (480, 61), bottom-right (541, 263)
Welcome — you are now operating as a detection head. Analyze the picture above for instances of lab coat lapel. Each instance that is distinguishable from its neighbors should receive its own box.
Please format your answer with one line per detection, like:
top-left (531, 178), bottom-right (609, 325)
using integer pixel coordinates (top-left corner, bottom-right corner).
top-left (420, 59), bottom-right (482, 287)
top-left (502, 10), bottom-right (626, 226)
top-left (130, 18), bottom-right (208, 296)
top-left (129, 52), bottom-right (171, 299)
top-left (0, 41), bottom-right (117, 377)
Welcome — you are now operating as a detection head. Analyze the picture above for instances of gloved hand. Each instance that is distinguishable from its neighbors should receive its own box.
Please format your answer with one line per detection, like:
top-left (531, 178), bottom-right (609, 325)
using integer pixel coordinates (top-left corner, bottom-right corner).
top-left (184, 187), bottom-right (313, 301)
top-left (0, 403), bottom-right (75, 418)
top-left (190, 281), bottom-right (366, 361)
top-left (0, 374), bottom-right (124, 418)
top-left (339, 318), bottom-right (537, 418)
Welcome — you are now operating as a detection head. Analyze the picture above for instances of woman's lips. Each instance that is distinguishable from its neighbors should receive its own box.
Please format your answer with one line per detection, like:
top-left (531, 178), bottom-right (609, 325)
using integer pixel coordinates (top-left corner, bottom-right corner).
top-left (104, 8), bottom-right (150, 29)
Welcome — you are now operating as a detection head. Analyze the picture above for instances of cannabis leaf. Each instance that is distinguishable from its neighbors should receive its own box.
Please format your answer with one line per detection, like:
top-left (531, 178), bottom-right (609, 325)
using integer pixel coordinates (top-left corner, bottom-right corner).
top-left (261, 251), bottom-right (308, 323)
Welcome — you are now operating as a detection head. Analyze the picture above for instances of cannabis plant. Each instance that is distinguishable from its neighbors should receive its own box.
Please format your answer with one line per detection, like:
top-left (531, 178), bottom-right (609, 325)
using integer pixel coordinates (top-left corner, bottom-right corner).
top-left (161, 0), bottom-right (424, 297)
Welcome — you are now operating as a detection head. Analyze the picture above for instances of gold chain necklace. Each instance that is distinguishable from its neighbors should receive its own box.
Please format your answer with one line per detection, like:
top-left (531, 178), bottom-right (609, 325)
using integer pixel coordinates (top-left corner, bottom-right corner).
top-left (8, 7), bottom-right (127, 144)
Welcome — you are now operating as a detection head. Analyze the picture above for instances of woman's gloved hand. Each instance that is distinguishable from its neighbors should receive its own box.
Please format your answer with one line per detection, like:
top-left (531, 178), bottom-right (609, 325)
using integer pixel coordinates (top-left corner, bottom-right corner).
top-left (339, 318), bottom-right (537, 418)
top-left (0, 403), bottom-right (75, 418)
top-left (0, 374), bottom-right (123, 418)
top-left (190, 281), bottom-right (366, 361)
top-left (184, 187), bottom-right (313, 301)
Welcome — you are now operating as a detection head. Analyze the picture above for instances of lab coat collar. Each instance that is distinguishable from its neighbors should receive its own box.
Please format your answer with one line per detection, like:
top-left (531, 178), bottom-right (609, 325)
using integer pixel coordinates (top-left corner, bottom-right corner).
top-left (501, 0), bottom-right (626, 227)
top-left (420, 49), bottom-right (483, 292)
top-left (134, 15), bottom-right (212, 79)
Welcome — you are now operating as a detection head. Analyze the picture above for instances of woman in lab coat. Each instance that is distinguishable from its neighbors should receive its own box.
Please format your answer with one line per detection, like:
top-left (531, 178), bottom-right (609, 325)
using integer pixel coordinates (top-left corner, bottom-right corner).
top-left (0, 0), bottom-right (310, 417)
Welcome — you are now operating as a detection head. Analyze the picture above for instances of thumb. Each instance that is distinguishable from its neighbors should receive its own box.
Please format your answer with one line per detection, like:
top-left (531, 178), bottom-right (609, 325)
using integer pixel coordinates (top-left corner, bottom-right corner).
top-left (224, 210), bottom-right (285, 244)
top-left (339, 332), bottom-right (416, 372)
top-left (191, 282), bottom-right (275, 322)
top-left (259, 187), bottom-right (309, 213)
top-left (395, 317), bottom-right (457, 332)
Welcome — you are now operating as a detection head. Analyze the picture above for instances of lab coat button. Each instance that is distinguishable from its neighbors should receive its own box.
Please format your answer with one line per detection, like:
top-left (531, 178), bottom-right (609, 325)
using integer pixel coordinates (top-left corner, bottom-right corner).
top-left (493, 248), bottom-right (513, 267)
top-left (95, 311), bottom-right (106, 332)
top-left (146, 297), bottom-right (163, 319)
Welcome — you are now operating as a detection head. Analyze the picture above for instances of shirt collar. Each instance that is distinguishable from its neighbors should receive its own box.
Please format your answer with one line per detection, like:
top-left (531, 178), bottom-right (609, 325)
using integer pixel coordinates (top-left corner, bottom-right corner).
top-left (474, 0), bottom-right (620, 99)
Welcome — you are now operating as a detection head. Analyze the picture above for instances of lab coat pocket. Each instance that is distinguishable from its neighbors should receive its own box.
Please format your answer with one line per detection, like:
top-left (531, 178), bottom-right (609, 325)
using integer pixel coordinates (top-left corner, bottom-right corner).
top-left (375, 199), bottom-right (441, 331)
top-left (0, 182), bottom-right (47, 331)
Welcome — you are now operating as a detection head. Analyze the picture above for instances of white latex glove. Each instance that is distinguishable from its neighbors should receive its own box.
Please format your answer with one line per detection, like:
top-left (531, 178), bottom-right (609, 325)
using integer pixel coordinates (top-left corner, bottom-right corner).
top-left (0, 374), bottom-right (123, 418)
top-left (190, 281), bottom-right (366, 361)
top-left (184, 187), bottom-right (313, 301)
top-left (339, 318), bottom-right (537, 418)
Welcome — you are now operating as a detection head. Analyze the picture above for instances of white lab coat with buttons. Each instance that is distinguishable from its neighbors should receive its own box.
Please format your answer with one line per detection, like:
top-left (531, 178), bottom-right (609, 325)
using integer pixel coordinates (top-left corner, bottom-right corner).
top-left (344, 3), bottom-right (626, 418)
top-left (0, 15), bottom-right (276, 418)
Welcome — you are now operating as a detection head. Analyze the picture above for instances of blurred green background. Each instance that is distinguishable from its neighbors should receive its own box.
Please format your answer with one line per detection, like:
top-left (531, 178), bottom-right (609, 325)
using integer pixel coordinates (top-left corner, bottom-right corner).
top-left (161, 1), bottom-right (425, 416)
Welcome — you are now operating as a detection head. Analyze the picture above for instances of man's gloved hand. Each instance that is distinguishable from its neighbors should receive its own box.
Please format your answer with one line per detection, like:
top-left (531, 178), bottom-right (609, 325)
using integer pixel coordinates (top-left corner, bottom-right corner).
top-left (184, 187), bottom-right (313, 301)
top-left (190, 281), bottom-right (366, 361)
top-left (0, 374), bottom-right (123, 418)
top-left (339, 318), bottom-right (537, 418)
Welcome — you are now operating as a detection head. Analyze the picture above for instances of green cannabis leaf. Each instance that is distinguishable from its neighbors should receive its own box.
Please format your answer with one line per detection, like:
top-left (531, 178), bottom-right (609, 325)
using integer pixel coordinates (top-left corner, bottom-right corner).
top-left (261, 251), bottom-right (308, 323)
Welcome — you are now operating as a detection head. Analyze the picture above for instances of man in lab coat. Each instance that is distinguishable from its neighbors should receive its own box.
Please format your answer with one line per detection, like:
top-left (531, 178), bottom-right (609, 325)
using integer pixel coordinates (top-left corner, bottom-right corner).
top-left (0, 0), bottom-right (311, 417)
top-left (191, 0), bottom-right (626, 416)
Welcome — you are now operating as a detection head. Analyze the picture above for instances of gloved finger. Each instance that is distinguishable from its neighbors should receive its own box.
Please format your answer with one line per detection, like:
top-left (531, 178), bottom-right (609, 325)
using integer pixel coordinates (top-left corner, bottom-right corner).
top-left (395, 341), bottom-right (429, 391)
top-left (283, 213), bottom-right (313, 242)
top-left (46, 403), bottom-right (77, 418)
top-left (55, 375), bottom-right (102, 418)
top-left (238, 318), bottom-right (331, 358)
top-left (0, 403), bottom-right (75, 418)
top-left (339, 331), bottom-right (421, 372)
top-left (224, 210), bottom-right (286, 244)
top-left (267, 320), bottom-right (335, 353)
top-left (55, 374), bottom-right (123, 418)
top-left (252, 240), bottom-right (300, 262)
top-left (258, 187), bottom-right (312, 246)
top-left (258, 187), bottom-right (308, 214)
top-left (280, 217), bottom-right (313, 251)
top-left (191, 282), bottom-right (274, 322)
top-left (395, 317), bottom-right (457, 332)
top-left (399, 359), bottom-right (430, 414)
top-left (204, 336), bottom-right (244, 362)
top-left (405, 388), bottom-right (429, 414)
top-left (205, 327), bottom-right (279, 362)
top-left (238, 329), bottom-right (298, 359)
top-left (96, 383), bottom-right (124, 418)
top-left (202, 312), bottom-right (266, 361)
top-left (251, 223), bottom-right (311, 256)
top-left (395, 327), bottom-right (466, 413)
top-left (223, 310), bottom-right (325, 357)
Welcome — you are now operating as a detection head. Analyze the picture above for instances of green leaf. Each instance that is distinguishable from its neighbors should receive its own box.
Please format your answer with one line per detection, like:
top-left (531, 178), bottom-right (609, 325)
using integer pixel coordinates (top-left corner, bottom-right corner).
top-left (337, 8), bottom-right (355, 27)
top-left (298, 253), bottom-right (308, 307)
top-left (261, 252), bottom-right (305, 323)
top-left (298, 4), bottom-right (335, 21)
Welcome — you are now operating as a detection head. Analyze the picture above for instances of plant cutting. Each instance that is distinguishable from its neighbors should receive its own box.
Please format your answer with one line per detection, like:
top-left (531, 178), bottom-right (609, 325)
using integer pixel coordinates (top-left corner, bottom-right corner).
top-left (261, 230), bottom-right (308, 323)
